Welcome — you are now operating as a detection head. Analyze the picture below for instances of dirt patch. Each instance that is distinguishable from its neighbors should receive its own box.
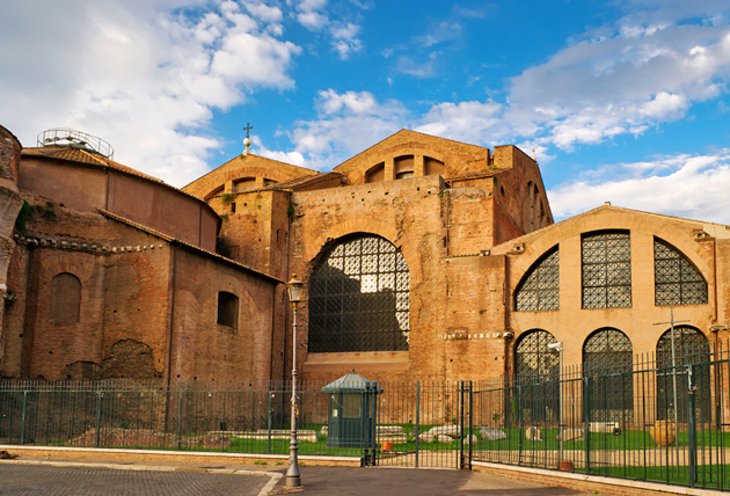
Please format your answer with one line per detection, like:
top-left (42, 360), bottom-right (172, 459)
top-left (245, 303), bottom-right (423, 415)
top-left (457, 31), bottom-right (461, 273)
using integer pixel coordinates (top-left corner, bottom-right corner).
top-left (65, 428), bottom-right (231, 449)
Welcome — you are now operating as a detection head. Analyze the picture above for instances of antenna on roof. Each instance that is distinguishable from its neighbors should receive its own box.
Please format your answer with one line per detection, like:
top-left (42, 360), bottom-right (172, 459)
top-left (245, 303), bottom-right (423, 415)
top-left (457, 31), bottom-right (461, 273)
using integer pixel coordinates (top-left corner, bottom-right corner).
top-left (243, 122), bottom-right (253, 156)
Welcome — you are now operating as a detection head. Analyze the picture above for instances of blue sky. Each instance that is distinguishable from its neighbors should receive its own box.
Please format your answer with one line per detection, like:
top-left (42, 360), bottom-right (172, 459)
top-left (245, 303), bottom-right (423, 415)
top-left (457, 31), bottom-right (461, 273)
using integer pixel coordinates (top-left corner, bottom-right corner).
top-left (2, 0), bottom-right (730, 222)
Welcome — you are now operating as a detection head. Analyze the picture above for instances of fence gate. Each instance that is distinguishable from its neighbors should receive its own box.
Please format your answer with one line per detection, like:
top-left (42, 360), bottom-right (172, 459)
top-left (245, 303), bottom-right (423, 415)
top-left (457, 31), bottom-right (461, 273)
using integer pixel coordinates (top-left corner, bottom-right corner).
top-left (371, 381), bottom-right (473, 470)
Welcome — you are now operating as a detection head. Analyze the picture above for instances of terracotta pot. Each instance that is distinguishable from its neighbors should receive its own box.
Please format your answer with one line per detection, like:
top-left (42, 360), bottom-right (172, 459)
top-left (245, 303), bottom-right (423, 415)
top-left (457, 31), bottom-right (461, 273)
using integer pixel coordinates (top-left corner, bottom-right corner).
top-left (558, 460), bottom-right (574, 472)
top-left (649, 420), bottom-right (677, 447)
top-left (381, 441), bottom-right (393, 452)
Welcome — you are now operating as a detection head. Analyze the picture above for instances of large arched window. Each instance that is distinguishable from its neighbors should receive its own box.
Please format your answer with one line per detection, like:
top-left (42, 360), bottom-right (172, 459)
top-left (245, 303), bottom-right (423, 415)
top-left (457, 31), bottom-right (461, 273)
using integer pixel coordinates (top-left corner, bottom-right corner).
top-left (654, 238), bottom-right (708, 306)
top-left (514, 246), bottom-right (559, 311)
top-left (582, 230), bottom-right (632, 309)
top-left (656, 326), bottom-right (709, 422)
top-left (514, 329), bottom-right (559, 423)
top-left (583, 328), bottom-right (633, 421)
top-left (308, 235), bottom-right (409, 353)
top-left (50, 272), bottom-right (81, 324)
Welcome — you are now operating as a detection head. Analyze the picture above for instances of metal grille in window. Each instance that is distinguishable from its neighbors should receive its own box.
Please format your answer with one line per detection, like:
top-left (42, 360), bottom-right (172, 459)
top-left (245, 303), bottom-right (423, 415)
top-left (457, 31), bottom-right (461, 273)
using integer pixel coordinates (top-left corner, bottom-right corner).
top-left (582, 231), bottom-right (632, 309)
top-left (583, 329), bottom-right (633, 422)
top-left (308, 235), bottom-right (409, 353)
top-left (656, 326), bottom-right (710, 422)
top-left (514, 330), bottom-right (559, 423)
top-left (515, 247), bottom-right (559, 311)
top-left (654, 238), bottom-right (708, 306)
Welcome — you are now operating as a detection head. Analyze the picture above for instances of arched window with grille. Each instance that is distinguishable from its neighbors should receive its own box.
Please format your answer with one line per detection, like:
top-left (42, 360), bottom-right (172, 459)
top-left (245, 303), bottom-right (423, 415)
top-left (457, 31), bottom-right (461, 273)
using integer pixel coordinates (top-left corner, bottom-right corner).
top-left (50, 272), bottom-right (81, 324)
top-left (514, 329), bottom-right (559, 423)
top-left (308, 235), bottom-right (409, 353)
top-left (583, 328), bottom-right (633, 421)
top-left (582, 230), bottom-right (632, 309)
top-left (654, 238), bottom-right (708, 306)
top-left (514, 246), bottom-right (559, 311)
top-left (656, 326), bottom-right (709, 422)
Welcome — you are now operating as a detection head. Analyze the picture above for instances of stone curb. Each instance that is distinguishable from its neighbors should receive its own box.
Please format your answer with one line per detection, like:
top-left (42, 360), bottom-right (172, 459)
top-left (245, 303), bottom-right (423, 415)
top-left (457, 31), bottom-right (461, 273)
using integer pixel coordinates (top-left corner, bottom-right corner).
top-left (0, 444), bottom-right (359, 466)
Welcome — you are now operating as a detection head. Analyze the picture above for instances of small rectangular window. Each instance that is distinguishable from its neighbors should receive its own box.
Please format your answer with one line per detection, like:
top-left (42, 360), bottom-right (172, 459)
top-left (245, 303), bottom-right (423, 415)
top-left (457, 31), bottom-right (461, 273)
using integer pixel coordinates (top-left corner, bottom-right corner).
top-left (217, 291), bottom-right (239, 329)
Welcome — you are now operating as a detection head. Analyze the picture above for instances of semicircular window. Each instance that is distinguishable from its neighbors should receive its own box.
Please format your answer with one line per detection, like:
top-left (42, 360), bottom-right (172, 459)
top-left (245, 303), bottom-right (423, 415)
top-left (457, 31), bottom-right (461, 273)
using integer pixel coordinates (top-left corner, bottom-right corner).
top-left (654, 238), bottom-right (708, 306)
top-left (514, 246), bottom-right (559, 311)
top-left (308, 235), bottom-right (410, 353)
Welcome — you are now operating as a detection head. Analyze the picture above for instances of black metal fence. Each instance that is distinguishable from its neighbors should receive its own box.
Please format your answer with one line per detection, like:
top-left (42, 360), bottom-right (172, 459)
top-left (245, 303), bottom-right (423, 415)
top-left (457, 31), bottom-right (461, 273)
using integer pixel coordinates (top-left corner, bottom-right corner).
top-left (471, 344), bottom-right (730, 491)
top-left (1, 345), bottom-right (730, 491)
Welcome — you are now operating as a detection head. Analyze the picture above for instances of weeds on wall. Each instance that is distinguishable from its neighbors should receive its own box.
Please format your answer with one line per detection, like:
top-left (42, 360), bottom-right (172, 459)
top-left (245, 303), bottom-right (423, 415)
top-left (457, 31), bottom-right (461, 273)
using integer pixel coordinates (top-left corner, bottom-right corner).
top-left (216, 236), bottom-right (232, 258)
top-left (14, 201), bottom-right (57, 234)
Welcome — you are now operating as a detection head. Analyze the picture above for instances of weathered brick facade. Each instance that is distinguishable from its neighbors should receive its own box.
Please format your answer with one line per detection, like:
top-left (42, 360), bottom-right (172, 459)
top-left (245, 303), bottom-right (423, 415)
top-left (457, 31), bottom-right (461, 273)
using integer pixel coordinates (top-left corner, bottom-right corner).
top-left (1, 125), bottom-right (729, 394)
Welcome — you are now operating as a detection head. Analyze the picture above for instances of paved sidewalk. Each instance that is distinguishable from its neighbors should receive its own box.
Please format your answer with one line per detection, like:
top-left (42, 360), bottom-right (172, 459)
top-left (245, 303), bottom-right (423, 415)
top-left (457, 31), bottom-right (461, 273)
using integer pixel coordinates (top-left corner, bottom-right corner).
top-left (271, 466), bottom-right (590, 495)
top-left (0, 463), bottom-right (273, 496)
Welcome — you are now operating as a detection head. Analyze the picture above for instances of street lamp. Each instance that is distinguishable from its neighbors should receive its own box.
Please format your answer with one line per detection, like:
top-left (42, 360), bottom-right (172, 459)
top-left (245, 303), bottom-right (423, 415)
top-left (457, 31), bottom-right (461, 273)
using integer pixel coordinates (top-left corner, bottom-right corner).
top-left (547, 341), bottom-right (564, 466)
top-left (286, 275), bottom-right (304, 489)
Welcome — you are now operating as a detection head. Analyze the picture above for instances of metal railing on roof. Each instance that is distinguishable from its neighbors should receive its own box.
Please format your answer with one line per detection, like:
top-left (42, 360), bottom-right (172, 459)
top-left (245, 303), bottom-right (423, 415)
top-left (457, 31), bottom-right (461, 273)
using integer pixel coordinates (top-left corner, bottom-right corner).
top-left (36, 128), bottom-right (114, 159)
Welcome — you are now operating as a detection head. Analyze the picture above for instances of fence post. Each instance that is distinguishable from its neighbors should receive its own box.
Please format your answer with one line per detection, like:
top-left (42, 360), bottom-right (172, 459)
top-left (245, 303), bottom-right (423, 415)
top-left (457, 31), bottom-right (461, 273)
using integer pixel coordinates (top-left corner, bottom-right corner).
top-left (177, 391), bottom-right (183, 450)
top-left (459, 381), bottom-right (465, 470)
top-left (267, 387), bottom-right (273, 454)
top-left (414, 381), bottom-right (420, 469)
top-left (19, 390), bottom-right (28, 445)
top-left (517, 385), bottom-right (523, 465)
top-left (95, 390), bottom-right (103, 448)
top-left (687, 365), bottom-right (697, 487)
top-left (468, 381), bottom-right (474, 471)
top-left (583, 376), bottom-right (591, 474)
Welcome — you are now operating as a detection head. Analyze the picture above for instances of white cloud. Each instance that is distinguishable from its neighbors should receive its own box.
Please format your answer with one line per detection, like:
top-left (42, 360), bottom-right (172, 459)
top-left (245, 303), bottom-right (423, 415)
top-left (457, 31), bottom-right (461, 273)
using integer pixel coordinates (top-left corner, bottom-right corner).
top-left (330, 22), bottom-right (363, 59)
top-left (416, 100), bottom-right (506, 145)
top-left (0, 0), bottom-right (301, 187)
top-left (550, 151), bottom-right (730, 223)
top-left (243, 1), bottom-right (283, 23)
top-left (292, 0), bottom-right (363, 59)
top-left (506, 20), bottom-right (730, 149)
top-left (393, 55), bottom-right (438, 78)
top-left (297, 11), bottom-right (329, 30)
top-left (317, 89), bottom-right (378, 114)
top-left (277, 89), bottom-right (408, 169)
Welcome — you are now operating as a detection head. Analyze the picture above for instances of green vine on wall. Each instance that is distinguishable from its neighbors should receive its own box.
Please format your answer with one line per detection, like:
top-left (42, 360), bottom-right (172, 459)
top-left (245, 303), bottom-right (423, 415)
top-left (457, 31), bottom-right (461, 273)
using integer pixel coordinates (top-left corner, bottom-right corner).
top-left (14, 201), bottom-right (57, 234)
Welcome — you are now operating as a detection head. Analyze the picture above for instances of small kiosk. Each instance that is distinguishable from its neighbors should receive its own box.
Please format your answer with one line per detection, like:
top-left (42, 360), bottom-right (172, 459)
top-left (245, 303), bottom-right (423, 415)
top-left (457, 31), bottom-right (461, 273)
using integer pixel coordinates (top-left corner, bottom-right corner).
top-left (321, 373), bottom-right (382, 457)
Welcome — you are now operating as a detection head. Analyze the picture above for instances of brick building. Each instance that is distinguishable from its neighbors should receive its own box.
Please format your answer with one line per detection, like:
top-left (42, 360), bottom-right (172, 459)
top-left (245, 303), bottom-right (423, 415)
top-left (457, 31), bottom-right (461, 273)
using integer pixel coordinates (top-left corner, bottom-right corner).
top-left (1, 124), bottom-right (729, 395)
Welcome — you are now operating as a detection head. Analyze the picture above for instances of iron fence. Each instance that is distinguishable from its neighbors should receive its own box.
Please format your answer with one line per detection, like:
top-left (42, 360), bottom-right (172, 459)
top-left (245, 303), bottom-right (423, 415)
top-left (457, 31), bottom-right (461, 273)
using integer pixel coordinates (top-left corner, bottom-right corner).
top-left (1, 345), bottom-right (730, 491)
top-left (471, 344), bottom-right (730, 491)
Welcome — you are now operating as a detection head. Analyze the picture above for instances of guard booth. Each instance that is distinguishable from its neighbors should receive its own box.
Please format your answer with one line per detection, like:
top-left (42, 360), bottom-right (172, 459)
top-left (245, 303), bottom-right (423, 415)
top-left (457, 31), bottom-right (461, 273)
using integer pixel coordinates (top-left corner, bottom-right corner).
top-left (322, 373), bottom-right (381, 462)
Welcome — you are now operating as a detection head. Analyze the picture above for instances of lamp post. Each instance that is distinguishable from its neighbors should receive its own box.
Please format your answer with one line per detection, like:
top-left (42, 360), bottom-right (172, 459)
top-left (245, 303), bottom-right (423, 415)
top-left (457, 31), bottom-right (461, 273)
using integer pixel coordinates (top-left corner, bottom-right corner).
top-left (547, 341), bottom-right (564, 466)
top-left (286, 275), bottom-right (304, 489)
